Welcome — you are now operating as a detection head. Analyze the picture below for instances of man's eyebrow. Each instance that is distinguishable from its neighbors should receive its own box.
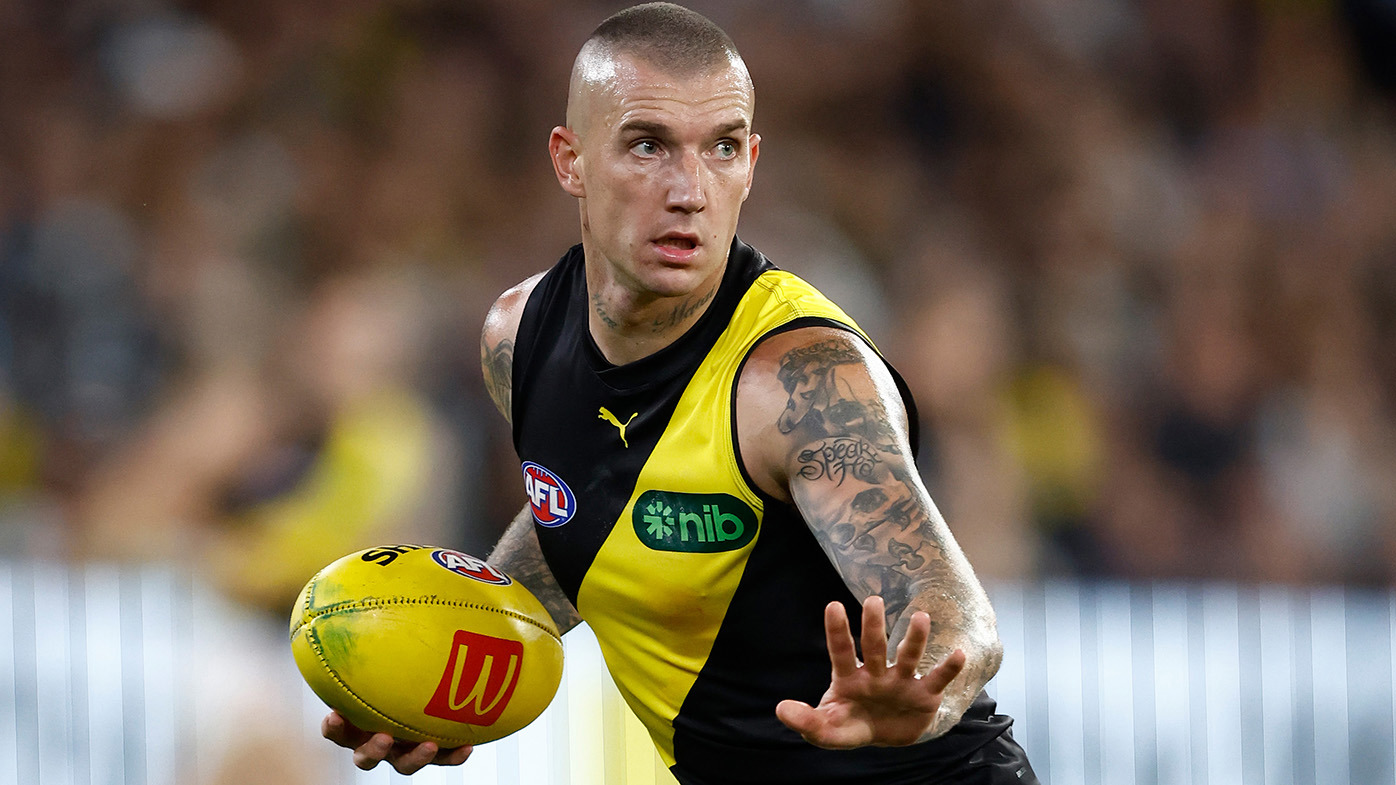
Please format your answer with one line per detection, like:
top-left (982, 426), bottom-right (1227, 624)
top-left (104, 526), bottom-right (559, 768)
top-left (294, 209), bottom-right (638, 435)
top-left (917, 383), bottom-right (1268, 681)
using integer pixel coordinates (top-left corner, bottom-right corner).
top-left (617, 119), bottom-right (673, 138)
top-left (617, 118), bottom-right (751, 138)
top-left (711, 119), bottom-right (750, 137)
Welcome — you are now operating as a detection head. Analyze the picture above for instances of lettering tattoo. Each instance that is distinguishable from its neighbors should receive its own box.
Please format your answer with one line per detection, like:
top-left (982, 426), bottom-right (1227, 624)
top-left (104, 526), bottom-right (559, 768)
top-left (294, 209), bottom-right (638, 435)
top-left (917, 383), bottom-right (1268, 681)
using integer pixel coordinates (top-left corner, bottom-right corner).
top-left (650, 284), bottom-right (716, 334)
top-left (482, 337), bottom-right (514, 423)
top-left (592, 293), bottom-right (619, 329)
top-left (798, 437), bottom-right (883, 484)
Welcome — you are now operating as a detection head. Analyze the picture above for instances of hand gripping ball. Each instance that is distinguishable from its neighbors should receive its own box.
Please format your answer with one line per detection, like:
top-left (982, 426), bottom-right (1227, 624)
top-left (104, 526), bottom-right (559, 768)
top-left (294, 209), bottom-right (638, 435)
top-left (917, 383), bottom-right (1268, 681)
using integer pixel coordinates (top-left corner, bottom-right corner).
top-left (290, 545), bottom-right (564, 747)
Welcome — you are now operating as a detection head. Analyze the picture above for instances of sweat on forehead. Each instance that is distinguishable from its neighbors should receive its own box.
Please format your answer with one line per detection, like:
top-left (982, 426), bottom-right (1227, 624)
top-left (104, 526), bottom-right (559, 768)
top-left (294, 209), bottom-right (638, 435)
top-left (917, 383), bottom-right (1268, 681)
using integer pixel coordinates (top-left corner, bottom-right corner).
top-left (566, 48), bottom-right (753, 135)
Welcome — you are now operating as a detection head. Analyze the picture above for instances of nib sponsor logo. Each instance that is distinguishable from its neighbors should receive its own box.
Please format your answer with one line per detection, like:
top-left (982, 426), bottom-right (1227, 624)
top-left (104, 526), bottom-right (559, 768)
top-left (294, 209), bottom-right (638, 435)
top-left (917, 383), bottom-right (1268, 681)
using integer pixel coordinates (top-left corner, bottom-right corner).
top-left (633, 491), bottom-right (757, 553)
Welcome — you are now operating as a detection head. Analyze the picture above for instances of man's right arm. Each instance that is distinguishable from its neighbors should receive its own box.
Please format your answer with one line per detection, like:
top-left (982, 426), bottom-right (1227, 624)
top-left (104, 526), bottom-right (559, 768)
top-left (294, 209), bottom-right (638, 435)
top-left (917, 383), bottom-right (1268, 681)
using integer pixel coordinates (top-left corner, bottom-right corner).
top-left (488, 505), bottom-right (581, 633)
top-left (479, 272), bottom-right (580, 633)
top-left (325, 275), bottom-right (577, 774)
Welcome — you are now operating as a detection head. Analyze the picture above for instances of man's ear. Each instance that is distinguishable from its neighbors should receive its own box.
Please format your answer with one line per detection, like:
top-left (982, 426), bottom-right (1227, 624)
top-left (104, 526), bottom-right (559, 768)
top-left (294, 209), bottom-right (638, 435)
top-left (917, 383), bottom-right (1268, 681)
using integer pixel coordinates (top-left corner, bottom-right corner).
top-left (550, 126), bottom-right (585, 197)
top-left (741, 132), bottom-right (761, 202)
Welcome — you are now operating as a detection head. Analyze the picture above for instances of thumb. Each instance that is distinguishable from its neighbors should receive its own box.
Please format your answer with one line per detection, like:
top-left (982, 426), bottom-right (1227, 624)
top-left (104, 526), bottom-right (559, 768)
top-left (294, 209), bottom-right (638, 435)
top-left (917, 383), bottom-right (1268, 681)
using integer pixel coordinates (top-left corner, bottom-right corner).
top-left (775, 699), bottom-right (817, 733)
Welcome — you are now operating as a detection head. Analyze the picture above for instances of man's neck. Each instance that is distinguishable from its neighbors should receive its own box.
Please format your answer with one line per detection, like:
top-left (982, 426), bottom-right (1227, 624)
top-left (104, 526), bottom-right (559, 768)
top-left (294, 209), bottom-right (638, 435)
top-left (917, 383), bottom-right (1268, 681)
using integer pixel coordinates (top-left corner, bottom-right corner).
top-left (585, 275), bottom-right (722, 366)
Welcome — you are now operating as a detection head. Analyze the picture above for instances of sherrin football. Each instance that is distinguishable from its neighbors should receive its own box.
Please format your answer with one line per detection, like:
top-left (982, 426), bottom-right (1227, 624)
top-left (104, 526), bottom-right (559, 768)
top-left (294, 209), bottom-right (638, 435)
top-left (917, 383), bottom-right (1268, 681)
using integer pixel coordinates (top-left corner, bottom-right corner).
top-left (290, 545), bottom-right (564, 747)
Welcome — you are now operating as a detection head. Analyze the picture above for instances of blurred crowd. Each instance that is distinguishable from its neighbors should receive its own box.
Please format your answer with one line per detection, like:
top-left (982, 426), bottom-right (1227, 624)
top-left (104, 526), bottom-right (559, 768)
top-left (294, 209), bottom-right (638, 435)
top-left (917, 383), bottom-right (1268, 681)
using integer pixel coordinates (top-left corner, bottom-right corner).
top-left (3, 0), bottom-right (1396, 617)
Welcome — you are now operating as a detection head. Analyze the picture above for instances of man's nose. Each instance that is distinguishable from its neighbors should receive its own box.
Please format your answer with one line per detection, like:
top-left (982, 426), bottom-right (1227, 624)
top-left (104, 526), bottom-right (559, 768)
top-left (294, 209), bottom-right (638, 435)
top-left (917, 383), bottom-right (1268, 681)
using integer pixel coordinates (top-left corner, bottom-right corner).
top-left (666, 151), bottom-right (706, 213)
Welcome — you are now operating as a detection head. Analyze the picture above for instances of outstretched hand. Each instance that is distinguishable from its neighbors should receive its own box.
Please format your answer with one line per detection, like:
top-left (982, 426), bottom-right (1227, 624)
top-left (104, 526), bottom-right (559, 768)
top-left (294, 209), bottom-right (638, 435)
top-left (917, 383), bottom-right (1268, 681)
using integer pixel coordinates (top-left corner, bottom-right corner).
top-left (775, 596), bottom-right (966, 749)
top-left (322, 711), bottom-right (473, 774)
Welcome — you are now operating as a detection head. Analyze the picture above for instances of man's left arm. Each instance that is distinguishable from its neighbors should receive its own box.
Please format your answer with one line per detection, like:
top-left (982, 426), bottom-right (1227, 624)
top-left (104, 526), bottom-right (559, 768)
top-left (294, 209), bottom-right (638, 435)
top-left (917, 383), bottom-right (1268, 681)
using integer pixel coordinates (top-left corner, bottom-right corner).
top-left (735, 325), bottom-right (1002, 747)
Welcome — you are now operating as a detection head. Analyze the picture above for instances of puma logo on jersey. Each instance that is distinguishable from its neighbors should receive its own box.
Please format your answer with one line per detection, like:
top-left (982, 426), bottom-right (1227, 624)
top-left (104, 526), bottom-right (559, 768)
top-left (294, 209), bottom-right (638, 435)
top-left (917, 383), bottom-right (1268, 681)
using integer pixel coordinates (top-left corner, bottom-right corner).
top-left (598, 407), bottom-right (638, 447)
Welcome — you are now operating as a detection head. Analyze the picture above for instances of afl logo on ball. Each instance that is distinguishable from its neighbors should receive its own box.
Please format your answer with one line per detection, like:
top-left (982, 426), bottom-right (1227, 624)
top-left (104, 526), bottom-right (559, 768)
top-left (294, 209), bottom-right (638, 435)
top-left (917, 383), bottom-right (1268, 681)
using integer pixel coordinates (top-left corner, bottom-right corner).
top-left (431, 549), bottom-right (513, 585)
top-left (521, 461), bottom-right (576, 528)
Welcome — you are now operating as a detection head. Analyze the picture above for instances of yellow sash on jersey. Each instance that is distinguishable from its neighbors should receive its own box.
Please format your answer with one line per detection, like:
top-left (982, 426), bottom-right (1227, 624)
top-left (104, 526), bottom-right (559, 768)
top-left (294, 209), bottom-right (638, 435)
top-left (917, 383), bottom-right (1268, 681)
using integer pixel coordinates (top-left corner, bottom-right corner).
top-left (574, 270), bottom-right (870, 765)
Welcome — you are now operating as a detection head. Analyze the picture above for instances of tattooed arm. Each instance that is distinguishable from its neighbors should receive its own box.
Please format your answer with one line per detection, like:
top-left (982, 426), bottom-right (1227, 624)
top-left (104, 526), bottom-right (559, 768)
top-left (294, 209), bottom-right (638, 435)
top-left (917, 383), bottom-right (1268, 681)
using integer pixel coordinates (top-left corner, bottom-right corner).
top-left (480, 272), bottom-right (581, 632)
top-left (736, 326), bottom-right (1002, 746)
top-left (490, 504), bottom-right (582, 633)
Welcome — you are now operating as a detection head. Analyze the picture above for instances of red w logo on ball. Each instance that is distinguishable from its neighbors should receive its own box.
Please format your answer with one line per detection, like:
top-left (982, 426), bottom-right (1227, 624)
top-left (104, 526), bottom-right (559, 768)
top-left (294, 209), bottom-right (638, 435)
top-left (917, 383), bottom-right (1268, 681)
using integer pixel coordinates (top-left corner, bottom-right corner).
top-left (424, 630), bottom-right (524, 726)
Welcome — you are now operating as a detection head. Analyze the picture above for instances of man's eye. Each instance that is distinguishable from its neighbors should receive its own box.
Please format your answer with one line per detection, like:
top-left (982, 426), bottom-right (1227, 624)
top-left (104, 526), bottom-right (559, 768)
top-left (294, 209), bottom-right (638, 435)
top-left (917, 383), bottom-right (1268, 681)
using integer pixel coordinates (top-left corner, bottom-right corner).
top-left (633, 140), bottom-right (660, 156)
top-left (715, 140), bottom-right (737, 158)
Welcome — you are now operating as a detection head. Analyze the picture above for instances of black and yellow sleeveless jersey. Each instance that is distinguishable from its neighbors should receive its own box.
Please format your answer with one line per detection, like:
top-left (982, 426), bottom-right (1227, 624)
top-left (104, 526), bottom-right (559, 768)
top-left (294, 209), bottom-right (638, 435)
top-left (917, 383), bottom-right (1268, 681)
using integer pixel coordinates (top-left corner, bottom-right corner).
top-left (511, 239), bottom-right (1023, 785)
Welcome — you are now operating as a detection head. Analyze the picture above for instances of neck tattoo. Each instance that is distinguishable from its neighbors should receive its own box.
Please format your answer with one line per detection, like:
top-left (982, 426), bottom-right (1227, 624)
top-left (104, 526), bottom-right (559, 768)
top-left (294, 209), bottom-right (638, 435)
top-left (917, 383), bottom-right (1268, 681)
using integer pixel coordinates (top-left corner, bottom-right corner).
top-left (592, 293), bottom-right (620, 329)
top-left (650, 285), bottom-right (717, 334)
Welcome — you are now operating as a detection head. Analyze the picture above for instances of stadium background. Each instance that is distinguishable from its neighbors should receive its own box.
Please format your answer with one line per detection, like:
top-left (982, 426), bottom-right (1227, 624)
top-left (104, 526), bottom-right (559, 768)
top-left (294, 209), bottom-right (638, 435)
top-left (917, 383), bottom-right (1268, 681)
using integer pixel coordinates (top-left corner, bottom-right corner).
top-left (3, 0), bottom-right (1396, 782)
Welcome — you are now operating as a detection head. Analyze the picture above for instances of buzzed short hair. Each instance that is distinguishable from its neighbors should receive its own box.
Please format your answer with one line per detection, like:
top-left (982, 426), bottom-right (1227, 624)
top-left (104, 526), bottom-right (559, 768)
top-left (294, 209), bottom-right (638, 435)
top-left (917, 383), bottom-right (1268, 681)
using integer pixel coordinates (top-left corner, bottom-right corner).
top-left (587, 2), bottom-right (741, 76)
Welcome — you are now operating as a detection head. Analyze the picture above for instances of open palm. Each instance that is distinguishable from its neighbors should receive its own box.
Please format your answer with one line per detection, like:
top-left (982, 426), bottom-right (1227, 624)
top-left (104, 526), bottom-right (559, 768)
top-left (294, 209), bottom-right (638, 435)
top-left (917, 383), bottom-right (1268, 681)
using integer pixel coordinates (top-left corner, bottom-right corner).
top-left (775, 596), bottom-right (966, 749)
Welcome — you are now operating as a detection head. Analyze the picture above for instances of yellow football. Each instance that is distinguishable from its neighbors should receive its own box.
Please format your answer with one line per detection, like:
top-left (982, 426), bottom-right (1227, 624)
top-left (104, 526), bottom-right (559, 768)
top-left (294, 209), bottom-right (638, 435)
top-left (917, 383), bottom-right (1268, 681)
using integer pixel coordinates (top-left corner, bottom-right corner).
top-left (290, 544), bottom-right (564, 747)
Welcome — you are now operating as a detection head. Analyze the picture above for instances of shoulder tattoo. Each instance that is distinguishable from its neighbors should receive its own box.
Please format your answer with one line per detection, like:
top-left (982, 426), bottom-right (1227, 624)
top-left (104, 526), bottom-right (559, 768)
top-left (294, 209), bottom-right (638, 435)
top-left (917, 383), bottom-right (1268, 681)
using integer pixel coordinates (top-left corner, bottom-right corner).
top-left (482, 337), bottom-right (514, 422)
top-left (775, 338), bottom-right (898, 444)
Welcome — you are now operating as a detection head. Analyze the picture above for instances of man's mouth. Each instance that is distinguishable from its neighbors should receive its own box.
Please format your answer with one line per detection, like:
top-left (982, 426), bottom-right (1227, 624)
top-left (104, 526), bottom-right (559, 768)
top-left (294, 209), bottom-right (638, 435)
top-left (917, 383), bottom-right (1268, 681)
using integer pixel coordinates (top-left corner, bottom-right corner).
top-left (652, 233), bottom-right (701, 262)
top-left (655, 235), bottom-right (698, 251)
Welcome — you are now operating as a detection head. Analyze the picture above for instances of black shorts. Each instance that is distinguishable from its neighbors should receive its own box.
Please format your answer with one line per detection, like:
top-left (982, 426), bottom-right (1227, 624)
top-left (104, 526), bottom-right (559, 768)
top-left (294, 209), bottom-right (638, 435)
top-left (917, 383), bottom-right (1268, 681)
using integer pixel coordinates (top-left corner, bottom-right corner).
top-left (670, 728), bottom-right (1039, 785)
top-left (937, 729), bottom-right (1039, 785)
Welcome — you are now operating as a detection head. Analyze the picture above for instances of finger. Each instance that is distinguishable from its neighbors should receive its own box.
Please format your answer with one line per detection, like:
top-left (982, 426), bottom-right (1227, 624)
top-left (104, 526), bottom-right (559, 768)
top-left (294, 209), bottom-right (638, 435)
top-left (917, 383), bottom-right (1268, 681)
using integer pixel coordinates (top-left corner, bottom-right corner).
top-left (824, 601), bottom-right (859, 679)
top-left (893, 611), bottom-right (931, 680)
top-left (322, 711), bottom-right (369, 749)
top-left (388, 741), bottom-right (440, 775)
top-left (352, 733), bottom-right (393, 771)
top-left (860, 596), bottom-right (888, 674)
top-left (434, 744), bottom-right (475, 767)
top-left (922, 648), bottom-right (967, 696)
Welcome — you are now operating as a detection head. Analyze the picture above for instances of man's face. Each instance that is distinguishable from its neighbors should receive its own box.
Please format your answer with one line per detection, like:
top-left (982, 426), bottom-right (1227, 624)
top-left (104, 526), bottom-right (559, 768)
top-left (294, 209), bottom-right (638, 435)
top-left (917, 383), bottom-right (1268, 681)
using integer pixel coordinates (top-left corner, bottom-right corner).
top-left (556, 52), bottom-right (760, 299)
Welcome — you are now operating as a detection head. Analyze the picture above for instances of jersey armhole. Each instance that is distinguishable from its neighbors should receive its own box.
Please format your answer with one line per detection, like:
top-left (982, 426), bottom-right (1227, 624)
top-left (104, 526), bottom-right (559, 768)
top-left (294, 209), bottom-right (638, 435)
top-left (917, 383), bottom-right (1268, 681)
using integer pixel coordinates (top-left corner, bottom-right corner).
top-left (726, 316), bottom-right (922, 508)
top-left (510, 267), bottom-right (564, 451)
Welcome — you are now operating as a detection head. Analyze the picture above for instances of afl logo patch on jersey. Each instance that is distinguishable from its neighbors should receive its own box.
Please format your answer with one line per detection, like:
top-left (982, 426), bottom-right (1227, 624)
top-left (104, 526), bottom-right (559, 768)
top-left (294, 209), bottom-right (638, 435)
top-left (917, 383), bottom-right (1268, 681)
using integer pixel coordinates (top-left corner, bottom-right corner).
top-left (431, 549), bottom-right (513, 585)
top-left (522, 461), bottom-right (576, 527)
